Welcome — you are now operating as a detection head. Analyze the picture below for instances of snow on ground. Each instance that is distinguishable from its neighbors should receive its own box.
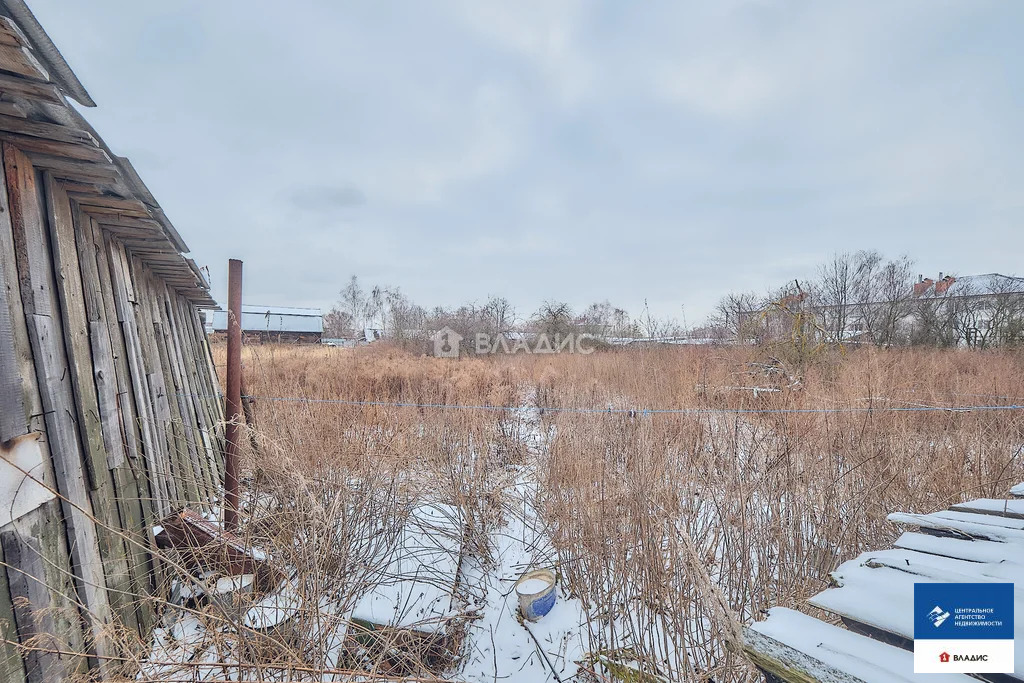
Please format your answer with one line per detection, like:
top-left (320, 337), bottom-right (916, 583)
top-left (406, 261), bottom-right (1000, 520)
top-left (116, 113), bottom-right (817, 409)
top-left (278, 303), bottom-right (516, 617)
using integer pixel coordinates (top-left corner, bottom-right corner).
top-left (138, 395), bottom-right (599, 681)
top-left (459, 472), bottom-right (589, 681)
top-left (352, 502), bottom-right (464, 633)
top-left (459, 399), bottom-right (590, 682)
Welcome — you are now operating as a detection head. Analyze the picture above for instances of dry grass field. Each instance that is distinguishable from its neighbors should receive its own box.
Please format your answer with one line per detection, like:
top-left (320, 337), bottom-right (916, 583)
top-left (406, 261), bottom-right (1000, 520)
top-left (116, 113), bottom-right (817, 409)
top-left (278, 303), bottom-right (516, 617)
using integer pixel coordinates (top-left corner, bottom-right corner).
top-left (206, 342), bottom-right (1024, 682)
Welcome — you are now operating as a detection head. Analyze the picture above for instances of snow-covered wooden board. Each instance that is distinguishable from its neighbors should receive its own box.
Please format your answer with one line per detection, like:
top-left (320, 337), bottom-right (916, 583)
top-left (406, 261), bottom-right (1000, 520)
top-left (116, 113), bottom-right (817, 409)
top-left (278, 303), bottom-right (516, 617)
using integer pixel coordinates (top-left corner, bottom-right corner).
top-left (744, 608), bottom-right (975, 683)
top-left (854, 547), bottom-right (1024, 583)
top-left (928, 509), bottom-right (1024, 530)
top-left (748, 488), bottom-right (1024, 681)
top-left (1011, 482), bottom-right (1024, 498)
top-left (243, 576), bottom-right (304, 631)
top-left (951, 497), bottom-right (1024, 519)
top-left (888, 511), bottom-right (1024, 543)
top-left (352, 503), bottom-right (464, 633)
top-left (808, 560), bottom-right (1024, 678)
top-left (894, 531), bottom-right (1018, 564)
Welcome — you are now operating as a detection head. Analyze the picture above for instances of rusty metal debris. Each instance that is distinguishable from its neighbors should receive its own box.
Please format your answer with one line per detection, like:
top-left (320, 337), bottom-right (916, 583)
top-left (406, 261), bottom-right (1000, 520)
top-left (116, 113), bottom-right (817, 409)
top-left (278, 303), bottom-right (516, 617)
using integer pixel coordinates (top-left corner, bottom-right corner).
top-left (154, 507), bottom-right (274, 584)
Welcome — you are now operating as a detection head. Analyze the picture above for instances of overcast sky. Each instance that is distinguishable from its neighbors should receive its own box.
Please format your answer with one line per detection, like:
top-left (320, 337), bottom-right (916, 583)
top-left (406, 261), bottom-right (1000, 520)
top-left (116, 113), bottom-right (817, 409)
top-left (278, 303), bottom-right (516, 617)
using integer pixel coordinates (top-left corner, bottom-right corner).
top-left (29, 0), bottom-right (1024, 323)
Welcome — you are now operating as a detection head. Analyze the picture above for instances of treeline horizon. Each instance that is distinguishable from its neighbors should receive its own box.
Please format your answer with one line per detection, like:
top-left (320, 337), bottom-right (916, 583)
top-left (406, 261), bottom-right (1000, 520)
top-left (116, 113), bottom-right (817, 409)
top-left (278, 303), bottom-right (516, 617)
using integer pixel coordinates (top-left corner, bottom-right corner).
top-left (323, 276), bottom-right (688, 341)
top-left (324, 251), bottom-right (1023, 349)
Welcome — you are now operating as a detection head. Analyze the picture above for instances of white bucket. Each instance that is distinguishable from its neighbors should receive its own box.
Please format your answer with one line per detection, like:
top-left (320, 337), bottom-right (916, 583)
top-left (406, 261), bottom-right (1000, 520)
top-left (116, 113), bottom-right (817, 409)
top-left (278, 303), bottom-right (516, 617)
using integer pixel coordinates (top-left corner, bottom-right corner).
top-left (515, 569), bottom-right (556, 621)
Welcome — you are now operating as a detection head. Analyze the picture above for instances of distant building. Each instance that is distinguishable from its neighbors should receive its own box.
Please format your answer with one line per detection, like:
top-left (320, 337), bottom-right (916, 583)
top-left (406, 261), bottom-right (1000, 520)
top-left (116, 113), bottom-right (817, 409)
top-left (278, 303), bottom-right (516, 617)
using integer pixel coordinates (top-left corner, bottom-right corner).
top-left (204, 305), bottom-right (323, 343)
top-left (907, 273), bottom-right (1024, 346)
top-left (911, 273), bottom-right (1024, 301)
top-left (737, 272), bottom-right (1024, 348)
top-left (842, 272), bottom-right (1024, 341)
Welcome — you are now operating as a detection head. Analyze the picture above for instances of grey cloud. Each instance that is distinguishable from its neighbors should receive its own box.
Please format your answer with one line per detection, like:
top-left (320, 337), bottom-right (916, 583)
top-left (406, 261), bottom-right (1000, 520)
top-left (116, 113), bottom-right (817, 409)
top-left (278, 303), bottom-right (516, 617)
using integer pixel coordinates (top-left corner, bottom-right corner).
top-left (287, 185), bottom-right (367, 212)
top-left (27, 0), bottom-right (1024, 322)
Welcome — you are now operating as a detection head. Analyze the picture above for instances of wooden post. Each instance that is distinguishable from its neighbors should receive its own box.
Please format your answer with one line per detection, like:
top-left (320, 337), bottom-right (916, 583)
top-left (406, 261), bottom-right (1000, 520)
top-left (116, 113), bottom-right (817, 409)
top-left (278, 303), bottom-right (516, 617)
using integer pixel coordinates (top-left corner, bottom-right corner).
top-left (224, 259), bottom-right (242, 530)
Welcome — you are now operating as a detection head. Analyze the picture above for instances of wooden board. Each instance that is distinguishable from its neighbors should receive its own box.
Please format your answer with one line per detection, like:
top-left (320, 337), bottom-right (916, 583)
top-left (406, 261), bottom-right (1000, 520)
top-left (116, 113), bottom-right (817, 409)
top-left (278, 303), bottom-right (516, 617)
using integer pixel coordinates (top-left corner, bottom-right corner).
top-left (0, 141), bottom-right (89, 683)
top-left (894, 531), bottom-right (1021, 564)
top-left (949, 498), bottom-right (1024, 520)
top-left (0, 100), bottom-right (26, 118)
top-left (0, 113), bottom-right (96, 146)
top-left (0, 17), bottom-right (29, 48)
top-left (3, 143), bottom-right (114, 677)
top-left (856, 546), bottom-right (1024, 583)
top-left (0, 198), bottom-right (29, 682)
top-left (0, 70), bottom-right (62, 104)
top-left (105, 233), bottom-right (176, 517)
top-left (0, 539), bottom-right (27, 683)
top-left (745, 608), bottom-right (975, 683)
top-left (44, 175), bottom-right (137, 638)
top-left (28, 154), bottom-right (119, 185)
top-left (0, 44), bottom-right (49, 82)
top-left (0, 233), bottom-right (24, 437)
top-left (0, 132), bottom-right (110, 162)
top-left (1, 506), bottom-right (85, 681)
top-left (888, 511), bottom-right (1024, 544)
top-left (85, 214), bottom-right (161, 632)
top-left (75, 196), bottom-right (152, 218)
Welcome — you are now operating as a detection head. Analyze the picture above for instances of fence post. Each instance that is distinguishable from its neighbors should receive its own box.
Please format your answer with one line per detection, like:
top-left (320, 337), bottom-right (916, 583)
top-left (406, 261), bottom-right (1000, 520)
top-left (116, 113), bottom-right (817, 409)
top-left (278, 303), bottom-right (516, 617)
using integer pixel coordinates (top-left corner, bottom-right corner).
top-left (224, 259), bottom-right (242, 530)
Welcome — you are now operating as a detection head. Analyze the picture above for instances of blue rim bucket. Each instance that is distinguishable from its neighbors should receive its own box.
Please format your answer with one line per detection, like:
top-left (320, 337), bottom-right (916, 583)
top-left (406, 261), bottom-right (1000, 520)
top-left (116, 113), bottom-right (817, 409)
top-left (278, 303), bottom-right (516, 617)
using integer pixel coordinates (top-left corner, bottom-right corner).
top-left (515, 569), bottom-right (556, 621)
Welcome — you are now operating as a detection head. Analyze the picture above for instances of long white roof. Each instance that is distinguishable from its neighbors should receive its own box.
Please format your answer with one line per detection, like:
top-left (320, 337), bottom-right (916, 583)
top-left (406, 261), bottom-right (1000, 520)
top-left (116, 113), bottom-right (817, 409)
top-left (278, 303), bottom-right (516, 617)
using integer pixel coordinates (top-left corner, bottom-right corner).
top-left (205, 305), bottom-right (323, 333)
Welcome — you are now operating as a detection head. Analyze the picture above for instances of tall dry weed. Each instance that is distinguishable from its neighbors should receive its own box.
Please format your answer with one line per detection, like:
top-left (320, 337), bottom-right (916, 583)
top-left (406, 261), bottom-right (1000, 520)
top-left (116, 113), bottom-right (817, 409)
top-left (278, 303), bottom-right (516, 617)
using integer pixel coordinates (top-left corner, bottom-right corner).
top-left (207, 342), bottom-right (1024, 681)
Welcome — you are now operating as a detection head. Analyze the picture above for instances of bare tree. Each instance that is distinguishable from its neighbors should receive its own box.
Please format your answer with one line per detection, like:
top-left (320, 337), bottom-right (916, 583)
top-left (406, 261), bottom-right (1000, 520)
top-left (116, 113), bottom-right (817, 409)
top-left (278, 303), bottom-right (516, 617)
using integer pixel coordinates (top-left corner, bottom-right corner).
top-left (482, 296), bottom-right (516, 337)
top-left (712, 291), bottom-right (761, 342)
top-left (369, 286), bottom-right (385, 331)
top-left (339, 276), bottom-right (369, 332)
top-left (850, 251), bottom-right (914, 346)
top-left (986, 278), bottom-right (1024, 347)
top-left (578, 300), bottom-right (634, 337)
top-left (948, 276), bottom-right (1024, 348)
top-left (384, 288), bottom-right (426, 340)
top-left (323, 308), bottom-right (355, 338)
top-left (611, 307), bottom-right (634, 338)
top-left (532, 301), bottom-right (575, 337)
top-left (874, 256), bottom-right (915, 346)
top-left (909, 295), bottom-right (957, 347)
top-left (816, 253), bottom-right (854, 342)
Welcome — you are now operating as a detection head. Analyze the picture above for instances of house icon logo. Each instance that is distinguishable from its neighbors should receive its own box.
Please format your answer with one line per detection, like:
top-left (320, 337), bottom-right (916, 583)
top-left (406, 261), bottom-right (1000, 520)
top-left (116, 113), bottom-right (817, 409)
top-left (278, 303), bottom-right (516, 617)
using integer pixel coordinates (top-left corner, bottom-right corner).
top-left (433, 327), bottom-right (462, 358)
top-left (940, 652), bottom-right (950, 663)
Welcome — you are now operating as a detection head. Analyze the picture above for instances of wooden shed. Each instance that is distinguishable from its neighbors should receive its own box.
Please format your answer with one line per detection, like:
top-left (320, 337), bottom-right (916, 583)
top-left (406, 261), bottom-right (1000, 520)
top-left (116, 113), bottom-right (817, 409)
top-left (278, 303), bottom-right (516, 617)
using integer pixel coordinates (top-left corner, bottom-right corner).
top-left (0, 2), bottom-right (224, 681)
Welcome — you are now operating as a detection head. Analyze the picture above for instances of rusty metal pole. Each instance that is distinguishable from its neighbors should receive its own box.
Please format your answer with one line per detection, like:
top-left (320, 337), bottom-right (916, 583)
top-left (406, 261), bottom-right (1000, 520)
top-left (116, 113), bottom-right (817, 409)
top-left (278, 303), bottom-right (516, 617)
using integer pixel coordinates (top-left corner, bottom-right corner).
top-left (224, 259), bottom-right (242, 531)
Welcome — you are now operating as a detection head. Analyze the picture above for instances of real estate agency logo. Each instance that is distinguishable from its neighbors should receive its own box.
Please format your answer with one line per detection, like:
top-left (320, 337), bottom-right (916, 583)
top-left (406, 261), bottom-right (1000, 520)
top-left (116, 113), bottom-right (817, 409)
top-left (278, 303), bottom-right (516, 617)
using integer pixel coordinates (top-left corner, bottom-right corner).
top-left (914, 583), bottom-right (1014, 674)
top-left (929, 605), bottom-right (951, 627)
top-left (431, 328), bottom-right (599, 358)
top-left (938, 651), bottom-right (989, 664)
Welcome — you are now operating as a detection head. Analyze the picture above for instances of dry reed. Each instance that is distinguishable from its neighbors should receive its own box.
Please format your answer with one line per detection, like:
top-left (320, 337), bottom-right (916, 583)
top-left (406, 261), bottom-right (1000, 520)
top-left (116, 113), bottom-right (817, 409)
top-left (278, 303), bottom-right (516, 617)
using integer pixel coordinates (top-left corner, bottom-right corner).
top-left (57, 342), bottom-right (1020, 682)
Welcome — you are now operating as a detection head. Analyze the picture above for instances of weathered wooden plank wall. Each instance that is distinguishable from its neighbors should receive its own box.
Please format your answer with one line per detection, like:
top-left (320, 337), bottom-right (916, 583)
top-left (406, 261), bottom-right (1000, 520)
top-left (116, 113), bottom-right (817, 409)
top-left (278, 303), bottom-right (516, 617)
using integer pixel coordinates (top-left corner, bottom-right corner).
top-left (0, 144), bottom-right (224, 682)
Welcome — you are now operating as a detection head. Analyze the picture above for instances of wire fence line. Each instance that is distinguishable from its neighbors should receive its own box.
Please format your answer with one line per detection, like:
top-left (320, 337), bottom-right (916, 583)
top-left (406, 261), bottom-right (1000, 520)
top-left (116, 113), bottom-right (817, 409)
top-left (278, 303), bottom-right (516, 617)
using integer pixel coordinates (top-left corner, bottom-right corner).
top-left (175, 392), bottom-right (1024, 416)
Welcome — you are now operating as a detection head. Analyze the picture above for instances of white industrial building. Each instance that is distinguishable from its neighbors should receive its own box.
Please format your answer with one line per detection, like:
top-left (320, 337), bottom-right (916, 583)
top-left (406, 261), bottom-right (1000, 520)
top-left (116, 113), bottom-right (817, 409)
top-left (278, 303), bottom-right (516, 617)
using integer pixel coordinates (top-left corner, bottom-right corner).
top-left (204, 305), bottom-right (323, 343)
